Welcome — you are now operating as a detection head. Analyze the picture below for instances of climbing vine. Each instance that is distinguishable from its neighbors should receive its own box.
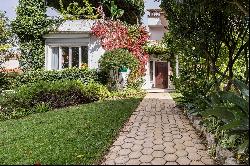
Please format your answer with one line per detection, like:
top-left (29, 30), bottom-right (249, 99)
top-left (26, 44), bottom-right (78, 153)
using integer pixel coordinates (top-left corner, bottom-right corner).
top-left (11, 0), bottom-right (60, 71)
top-left (91, 20), bottom-right (149, 78)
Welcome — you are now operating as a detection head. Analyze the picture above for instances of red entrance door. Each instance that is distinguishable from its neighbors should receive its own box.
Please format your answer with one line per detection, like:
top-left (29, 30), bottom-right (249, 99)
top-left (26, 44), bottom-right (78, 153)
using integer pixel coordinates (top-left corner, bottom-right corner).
top-left (155, 62), bottom-right (168, 89)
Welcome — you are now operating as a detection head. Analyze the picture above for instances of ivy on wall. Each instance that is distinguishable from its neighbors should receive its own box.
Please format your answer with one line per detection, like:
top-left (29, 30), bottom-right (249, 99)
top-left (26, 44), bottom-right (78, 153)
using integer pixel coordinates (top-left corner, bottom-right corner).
top-left (11, 0), bottom-right (60, 71)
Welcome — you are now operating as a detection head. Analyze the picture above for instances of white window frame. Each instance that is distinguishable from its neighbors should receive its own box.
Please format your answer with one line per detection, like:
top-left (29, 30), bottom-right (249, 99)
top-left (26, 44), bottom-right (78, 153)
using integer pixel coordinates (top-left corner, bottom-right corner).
top-left (47, 45), bottom-right (88, 70)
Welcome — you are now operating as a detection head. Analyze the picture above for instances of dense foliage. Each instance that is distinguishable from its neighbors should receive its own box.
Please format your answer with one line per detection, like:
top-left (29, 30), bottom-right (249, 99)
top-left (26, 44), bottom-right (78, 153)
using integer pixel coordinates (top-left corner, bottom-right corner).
top-left (99, 48), bottom-right (139, 90)
top-left (11, 0), bottom-right (60, 71)
top-left (47, 0), bottom-right (144, 24)
top-left (0, 80), bottom-right (110, 120)
top-left (92, 20), bottom-right (149, 77)
top-left (99, 48), bottom-right (139, 72)
top-left (11, 67), bottom-right (101, 88)
top-left (0, 11), bottom-right (12, 52)
top-left (161, 0), bottom-right (249, 163)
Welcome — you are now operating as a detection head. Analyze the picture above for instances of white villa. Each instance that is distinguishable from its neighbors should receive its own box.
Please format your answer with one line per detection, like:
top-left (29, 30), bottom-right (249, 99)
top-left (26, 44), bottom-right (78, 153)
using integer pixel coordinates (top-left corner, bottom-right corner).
top-left (3, 0), bottom-right (174, 90)
top-left (43, 0), bottom-right (173, 90)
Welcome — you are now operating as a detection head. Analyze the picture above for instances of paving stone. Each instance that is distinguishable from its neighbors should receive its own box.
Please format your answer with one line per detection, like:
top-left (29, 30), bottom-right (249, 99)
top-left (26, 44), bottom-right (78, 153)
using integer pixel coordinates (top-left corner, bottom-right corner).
top-left (121, 143), bottom-right (133, 149)
top-left (175, 150), bottom-right (188, 157)
top-left (173, 134), bottom-right (182, 139)
top-left (131, 144), bottom-right (143, 151)
top-left (186, 147), bottom-right (198, 153)
top-left (195, 144), bottom-right (206, 150)
top-left (188, 152), bottom-right (201, 160)
top-left (142, 142), bottom-right (154, 148)
top-left (165, 162), bottom-right (178, 165)
top-left (152, 144), bottom-right (165, 151)
top-left (151, 158), bottom-right (166, 165)
top-left (201, 157), bottom-right (215, 165)
top-left (164, 146), bottom-right (176, 154)
top-left (129, 151), bottom-right (142, 159)
top-left (141, 148), bottom-right (154, 155)
top-left (190, 161), bottom-right (205, 165)
top-left (164, 154), bottom-right (178, 162)
top-left (124, 137), bottom-right (136, 143)
top-left (153, 139), bottom-right (164, 145)
top-left (173, 139), bottom-right (184, 144)
top-left (104, 159), bottom-right (115, 165)
top-left (152, 150), bottom-right (165, 158)
top-left (118, 148), bottom-right (131, 156)
top-left (183, 140), bottom-right (195, 147)
top-left (114, 156), bottom-right (129, 164)
top-left (174, 144), bottom-right (186, 150)
top-left (102, 93), bottom-right (215, 165)
top-left (126, 159), bottom-right (141, 165)
top-left (139, 155), bottom-right (154, 163)
top-left (163, 142), bottom-right (175, 147)
top-left (176, 157), bottom-right (191, 165)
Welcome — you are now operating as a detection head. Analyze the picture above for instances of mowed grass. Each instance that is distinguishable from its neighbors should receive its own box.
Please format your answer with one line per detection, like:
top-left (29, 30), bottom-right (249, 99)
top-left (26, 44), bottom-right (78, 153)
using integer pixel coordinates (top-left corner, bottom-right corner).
top-left (0, 98), bottom-right (142, 165)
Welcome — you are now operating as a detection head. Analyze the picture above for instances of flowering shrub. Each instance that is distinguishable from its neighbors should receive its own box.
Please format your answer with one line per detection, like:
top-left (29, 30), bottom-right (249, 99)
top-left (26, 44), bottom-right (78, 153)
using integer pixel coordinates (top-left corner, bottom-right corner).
top-left (91, 20), bottom-right (149, 77)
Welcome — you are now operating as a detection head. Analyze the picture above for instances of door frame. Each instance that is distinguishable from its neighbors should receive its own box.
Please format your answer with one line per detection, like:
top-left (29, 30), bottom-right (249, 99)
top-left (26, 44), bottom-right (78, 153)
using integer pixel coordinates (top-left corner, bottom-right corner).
top-left (149, 59), bottom-right (170, 89)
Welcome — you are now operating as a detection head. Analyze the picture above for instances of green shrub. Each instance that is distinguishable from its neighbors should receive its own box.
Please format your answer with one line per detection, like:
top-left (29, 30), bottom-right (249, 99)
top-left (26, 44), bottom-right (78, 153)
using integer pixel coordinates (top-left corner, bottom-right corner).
top-left (11, 67), bottom-right (102, 88)
top-left (0, 80), bottom-right (110, 120)
top-left (109, 87), bottom-right (146, 99)
top-left (99, 48), bottom-right (139, 73)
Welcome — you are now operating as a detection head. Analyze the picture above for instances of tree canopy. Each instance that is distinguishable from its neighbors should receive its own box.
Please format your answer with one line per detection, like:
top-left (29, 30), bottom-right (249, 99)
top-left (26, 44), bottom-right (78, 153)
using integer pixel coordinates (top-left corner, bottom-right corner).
top-left (46, 0), bottom-right (145, 24)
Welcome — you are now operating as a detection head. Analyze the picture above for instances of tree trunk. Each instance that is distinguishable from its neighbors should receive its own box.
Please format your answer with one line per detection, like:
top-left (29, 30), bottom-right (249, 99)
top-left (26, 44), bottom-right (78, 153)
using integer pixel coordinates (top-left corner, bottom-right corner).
top-left (225, 49), bottom-right (234, 91)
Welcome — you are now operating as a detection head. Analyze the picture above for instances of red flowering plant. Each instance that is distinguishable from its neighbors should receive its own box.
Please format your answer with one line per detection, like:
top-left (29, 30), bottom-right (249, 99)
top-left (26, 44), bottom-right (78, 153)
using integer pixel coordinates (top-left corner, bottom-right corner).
top-left (91, 20), bottom-right (149, 79)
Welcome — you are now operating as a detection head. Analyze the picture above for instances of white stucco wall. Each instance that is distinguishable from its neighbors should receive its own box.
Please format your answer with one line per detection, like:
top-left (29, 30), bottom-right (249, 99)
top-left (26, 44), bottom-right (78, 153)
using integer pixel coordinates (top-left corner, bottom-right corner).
top-left (88, 35), bottom-right (105, 69)
top-left (149, 27), bottom-right (165, 40)
top-left (142, 62), bottom-right (152, 89)
top-left (1, 59), bottom-right (19, 69)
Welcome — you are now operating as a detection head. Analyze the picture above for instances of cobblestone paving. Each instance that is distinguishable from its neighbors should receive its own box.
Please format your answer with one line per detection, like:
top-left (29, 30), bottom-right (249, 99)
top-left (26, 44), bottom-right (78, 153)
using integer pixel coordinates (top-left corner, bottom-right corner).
top-left (102, 93), bottom-right (215, 165)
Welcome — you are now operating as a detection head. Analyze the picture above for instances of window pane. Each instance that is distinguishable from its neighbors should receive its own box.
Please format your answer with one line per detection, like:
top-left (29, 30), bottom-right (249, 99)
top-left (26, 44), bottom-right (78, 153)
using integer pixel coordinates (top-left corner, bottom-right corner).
top-left (72, 47), bottom-right (79, 67)
top-left (150, 61), bottom-right (153, 81)
top-left (81, 46), bottom-right (88, 66)
top-left (51, 47), bottom-right (59, 70)
top-left (62, 47), bottom-right (69, 69)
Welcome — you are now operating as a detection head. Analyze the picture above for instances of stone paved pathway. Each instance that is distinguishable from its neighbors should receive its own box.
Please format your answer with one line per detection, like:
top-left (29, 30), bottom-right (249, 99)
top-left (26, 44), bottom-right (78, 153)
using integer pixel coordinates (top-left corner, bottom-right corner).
top-left (102, 93), bottom-right (215, 165)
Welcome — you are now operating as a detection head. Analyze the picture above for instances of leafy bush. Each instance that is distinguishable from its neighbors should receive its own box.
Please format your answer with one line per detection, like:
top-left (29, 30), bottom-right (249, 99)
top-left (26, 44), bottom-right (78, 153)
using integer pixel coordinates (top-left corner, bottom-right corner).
top-left (201, 79), bottom-right (249, 161)
top-left (99, 48), bottom-right (139, 90)
top-left (10, 67), bottom-right (101, 88)
top-left (99, 48), bottom-right (139, 72)
top-left (0, 80), bottom-right (110, 120)
top-left (109, 87), bottom-right (146, 99)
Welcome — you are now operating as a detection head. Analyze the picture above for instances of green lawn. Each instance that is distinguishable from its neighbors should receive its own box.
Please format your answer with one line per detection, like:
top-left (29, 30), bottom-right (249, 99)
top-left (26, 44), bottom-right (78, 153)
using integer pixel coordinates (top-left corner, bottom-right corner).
top-left (0, 98), bottom-right (142, 165)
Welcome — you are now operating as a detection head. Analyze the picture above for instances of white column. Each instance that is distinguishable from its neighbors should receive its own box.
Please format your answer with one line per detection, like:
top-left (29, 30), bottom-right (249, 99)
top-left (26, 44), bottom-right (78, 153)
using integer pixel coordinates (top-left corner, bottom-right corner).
top-left (69, 47), bottom-right (72, 68)
top-left (59, 47), bottom-right (62, 70)
top-left (79, 47), bottom-right (82, 68)
top-left (176, 55), bottom-right (179, 78)
top-left (45, 45), bottom-right (48, 70)
top-left (153, 60), bottom-right (156, 87)
top-left (48, 47), bottom-right (52, 70)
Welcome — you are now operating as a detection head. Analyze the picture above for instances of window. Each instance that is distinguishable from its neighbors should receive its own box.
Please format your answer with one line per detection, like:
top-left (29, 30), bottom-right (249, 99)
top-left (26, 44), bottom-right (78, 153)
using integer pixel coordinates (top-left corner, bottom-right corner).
top-left (62, 47), bottom-right (69, 69)
top-left (81, 46), bottom-right (88, 64)
top-left (49, 46), bottom-right (88, 70)
top-left (72, 47), bottom-right (79, 68)
top-left (51, 47), bottom-right (59, 70)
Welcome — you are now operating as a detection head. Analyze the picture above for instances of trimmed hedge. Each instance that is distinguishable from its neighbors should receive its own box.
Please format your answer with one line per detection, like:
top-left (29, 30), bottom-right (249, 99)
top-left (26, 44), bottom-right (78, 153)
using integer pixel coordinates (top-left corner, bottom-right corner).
top-left (0, 80), bottom-right (110, 120)
top-left (10, 67), bottom-right (108, 88)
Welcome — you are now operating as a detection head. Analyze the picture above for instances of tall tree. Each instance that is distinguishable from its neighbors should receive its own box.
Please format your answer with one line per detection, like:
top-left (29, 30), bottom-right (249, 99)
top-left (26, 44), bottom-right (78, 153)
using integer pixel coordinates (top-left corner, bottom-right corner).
top-left (47, 0), bottom-right (145, 24)
top-left (161, 0), bottom-right (249, 91)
